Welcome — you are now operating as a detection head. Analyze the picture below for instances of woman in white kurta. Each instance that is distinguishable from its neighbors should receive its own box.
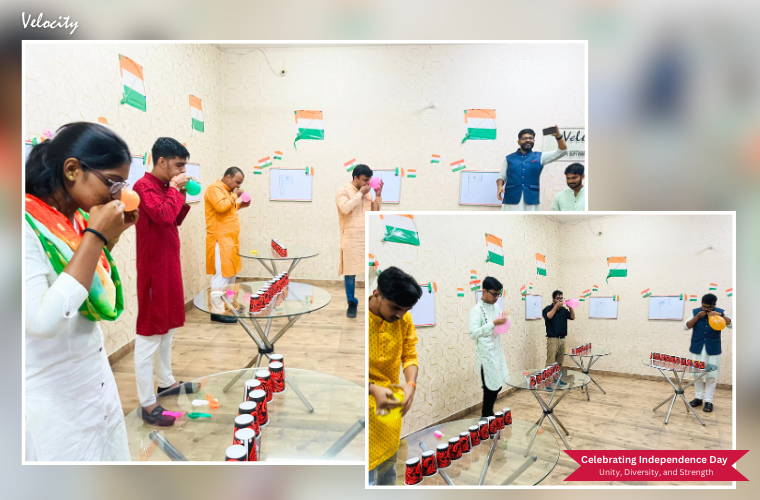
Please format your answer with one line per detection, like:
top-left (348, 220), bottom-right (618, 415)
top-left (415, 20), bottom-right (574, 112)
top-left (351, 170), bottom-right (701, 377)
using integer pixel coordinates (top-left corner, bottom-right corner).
top-left (24, 122), bottom-right (135, 461)
top-left (468, 278), bottom-right (510, 418)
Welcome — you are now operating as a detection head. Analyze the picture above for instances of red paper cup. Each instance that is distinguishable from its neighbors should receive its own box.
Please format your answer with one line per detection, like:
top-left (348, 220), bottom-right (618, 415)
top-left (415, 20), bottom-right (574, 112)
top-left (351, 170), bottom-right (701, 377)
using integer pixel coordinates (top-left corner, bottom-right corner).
top-left (435, 443), bottom-right (451, 469)
top-left (458, 431), bottom-right (471, 454)
top-left (404, 457), bottom-right (423, 485)
top-left (478, 419), bottom-right (489, 441)
top-left (502, 408), bottom-right (512, 426)
top-left (238, 401), bottom-right (259, 435)
top-left (225, 444), bottom-right (246, 461)
top-left (269, 362), bottom-right (286, 393)
top-left (494, 412), bottom-right (505, 430)
top-left (421, 450), bottom-right (437, 476)
top-left (234, 414), bottom-right (255, 441)
top-left (488, 416), bottom-right (498, 435)
top-left (250, 389), bottom-right (269, 427)
top-left (245, 379), bottom-right (262, 401)
top-left (270, 353), bottom-right (284, 369)
top-left (255, 370), bottom-right (273, 402)
top-left (234, 428), bottom-right (257, 461)
top-left (448, 436), bottom-right (462, 460)
top-left (468, 425), bottom-right (481, 447)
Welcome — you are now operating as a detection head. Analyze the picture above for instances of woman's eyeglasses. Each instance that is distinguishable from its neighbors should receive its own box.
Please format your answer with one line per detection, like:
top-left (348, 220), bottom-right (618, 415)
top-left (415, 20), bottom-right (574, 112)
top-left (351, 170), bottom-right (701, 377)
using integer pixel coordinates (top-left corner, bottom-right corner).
top-left (80, 161), bottom-right (128, 195)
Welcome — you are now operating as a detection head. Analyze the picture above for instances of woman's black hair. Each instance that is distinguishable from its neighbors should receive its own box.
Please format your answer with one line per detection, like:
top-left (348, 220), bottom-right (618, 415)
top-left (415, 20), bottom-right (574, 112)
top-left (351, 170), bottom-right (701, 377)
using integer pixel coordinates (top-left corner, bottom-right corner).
top-left (25, 122), bottom-right (132, 199)
top-left (377, 266), bottom-right (423, 308)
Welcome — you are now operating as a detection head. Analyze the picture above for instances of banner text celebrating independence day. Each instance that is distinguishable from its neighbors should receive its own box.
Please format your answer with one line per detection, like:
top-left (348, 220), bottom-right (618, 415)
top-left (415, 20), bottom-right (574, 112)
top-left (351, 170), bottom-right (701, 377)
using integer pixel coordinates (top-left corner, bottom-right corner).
top-left (564, 450), bottom-right (748, 481)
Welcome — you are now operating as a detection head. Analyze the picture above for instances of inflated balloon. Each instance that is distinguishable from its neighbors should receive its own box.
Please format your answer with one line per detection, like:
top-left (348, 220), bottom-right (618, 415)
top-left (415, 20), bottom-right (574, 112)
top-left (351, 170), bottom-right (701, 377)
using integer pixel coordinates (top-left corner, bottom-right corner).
top-left (185, 179), bottom-right (201, 196)
top-left (369, 177), bottom-right (381, 189)
top-left (494, 315), bottom-right (511, 334)
top-left (564, 298), bottom-right (580, 308)
top-left (709, 314), bottom-right (726, 331)
top-left (120, 188), bottom-right (140, 212)
top-left (376, 388), bottom-right (404, 423)
top-left (240, 192), bottom-right (251, 203)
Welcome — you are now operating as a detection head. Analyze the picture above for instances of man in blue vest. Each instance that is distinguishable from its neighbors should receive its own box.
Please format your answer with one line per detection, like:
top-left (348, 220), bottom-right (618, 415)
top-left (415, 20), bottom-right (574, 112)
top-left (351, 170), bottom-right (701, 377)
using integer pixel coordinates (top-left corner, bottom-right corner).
top-left (496, 127), bottom-right (568, 211)
top-left (684, 293), bottom-right (733, 412)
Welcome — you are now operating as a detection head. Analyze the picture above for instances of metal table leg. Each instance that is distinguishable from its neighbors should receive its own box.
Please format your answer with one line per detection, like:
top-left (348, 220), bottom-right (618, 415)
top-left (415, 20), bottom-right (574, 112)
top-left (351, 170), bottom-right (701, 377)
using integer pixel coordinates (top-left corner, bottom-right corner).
top-left (524, 374), bottom-right (574, 455)
top-left (478, 430), bottom-right (501, 485)
top-left (501, 455), bottom-right (537, 486)
top-left (569, 355), bottom-right (607, 401)
top-left (321, 419), bottom-right (365, 459)
top-left (419, 442), bottom-right (455, 485)
top-left (653, 368), bottom-right (707, 426)
top-left (256, 259), bottom-right (276, 276)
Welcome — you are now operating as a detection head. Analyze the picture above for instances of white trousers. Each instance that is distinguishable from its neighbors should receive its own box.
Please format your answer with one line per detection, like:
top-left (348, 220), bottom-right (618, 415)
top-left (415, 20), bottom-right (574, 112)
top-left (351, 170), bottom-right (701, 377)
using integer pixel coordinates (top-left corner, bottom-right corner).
top-left (134, 329), bottom-right (177, 407)
top-left (501, 194), bottom-right (539, 211)
top-left (694, 378), bottom-right (717, 403)
top-left (211, 242), bottom-right (236, 289)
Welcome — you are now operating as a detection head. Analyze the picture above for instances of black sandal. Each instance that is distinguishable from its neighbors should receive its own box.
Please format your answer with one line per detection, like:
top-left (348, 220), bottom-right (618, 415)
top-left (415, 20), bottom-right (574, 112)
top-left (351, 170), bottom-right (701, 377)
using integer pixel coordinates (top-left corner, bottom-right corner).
top-left (157, 381), bottom-right (197, 397)
top-left (141, 405), bottom-right (176, 426)
top-left (703, 402), bottom-right (714, 412)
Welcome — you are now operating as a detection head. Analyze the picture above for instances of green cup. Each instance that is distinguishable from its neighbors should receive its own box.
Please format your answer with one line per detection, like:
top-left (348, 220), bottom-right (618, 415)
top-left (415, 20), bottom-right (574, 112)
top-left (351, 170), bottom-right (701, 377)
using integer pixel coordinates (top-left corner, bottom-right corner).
top-left (186, 179), bottom-right (201, 196)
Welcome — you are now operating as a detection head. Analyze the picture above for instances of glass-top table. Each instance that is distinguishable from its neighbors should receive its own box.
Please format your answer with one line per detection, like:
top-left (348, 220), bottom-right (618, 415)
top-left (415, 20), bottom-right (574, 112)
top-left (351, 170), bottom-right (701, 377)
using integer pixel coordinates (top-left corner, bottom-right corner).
top-left (642, 358), bottom-right (718, 426)
top-left (397, 419), bottom-right (559, 486)
top-left (239, 246), bottom-right (319, 277)
top-left (102, 368), bottom-right (363, 462)
top-left (565, 348), bottom-right (612, 401)
top-left (193, 282), bottom-right (331, 396)
top-left (506, 369), bottom-right (590, 452)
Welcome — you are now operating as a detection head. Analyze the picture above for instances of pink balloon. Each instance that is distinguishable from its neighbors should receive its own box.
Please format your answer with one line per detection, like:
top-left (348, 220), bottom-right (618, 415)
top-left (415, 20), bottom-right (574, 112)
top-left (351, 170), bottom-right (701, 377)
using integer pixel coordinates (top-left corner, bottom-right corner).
top-left (369, 177), bottom-right (381, 189)
top-left (494, 316), bottom-right (511, 334)
top-left (565, 299), bottom-right (580, 308)
top-left (240, 192), bottom-right (251, 203)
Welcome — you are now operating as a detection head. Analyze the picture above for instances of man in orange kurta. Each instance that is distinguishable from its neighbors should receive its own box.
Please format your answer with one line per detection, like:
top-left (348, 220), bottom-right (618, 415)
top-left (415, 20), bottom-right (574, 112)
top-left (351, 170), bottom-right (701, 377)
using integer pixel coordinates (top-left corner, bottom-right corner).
top-left (335, 164), bottom-right (382, 318)
top-left (205, 167), bottom-right (250, 323)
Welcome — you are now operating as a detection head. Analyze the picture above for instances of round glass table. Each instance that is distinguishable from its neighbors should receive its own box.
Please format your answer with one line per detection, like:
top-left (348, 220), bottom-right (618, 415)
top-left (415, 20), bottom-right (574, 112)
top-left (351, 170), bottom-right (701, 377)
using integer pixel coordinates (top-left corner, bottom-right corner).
top-left (103, 368), bottom-right (364, 461)
top-left (642, 358), bottom-right (718, 426)
top-left (239, 246), bottom-right (319, 277)
top-left (565, 348), bottom-right (612, 401)
top-left (194, 281), bottom-right (331, 394)
top-left (505, 369), bottom-right (590, 451)
top-left (397, 419), bottom-right (559, 486)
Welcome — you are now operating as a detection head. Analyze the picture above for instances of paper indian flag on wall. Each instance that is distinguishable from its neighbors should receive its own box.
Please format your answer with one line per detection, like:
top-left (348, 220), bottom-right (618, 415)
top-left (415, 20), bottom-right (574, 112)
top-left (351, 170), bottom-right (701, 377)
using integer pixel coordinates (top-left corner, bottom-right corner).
top-left (119, 54), bottom-right (146, 111)
top-left (462, 109), bottom-right (496, 143)
top-left (274, 151), bottom-right (283, 160)
top-left (709, 283), bottom-right (717, 290)
top-left (607, 257), bottom-right (627, 282)
top-left (536, 253), bottom-right (546, 276)
top-left (258, 157), bottom-right (272, 169)
top-left (451, 159), bottom-right (466, 173)
top-left (485, 233), bottom-right (504, 266)
top-left (457, 288), bottom-right (465, 297)
top-left (380, 214), bottom-right (421, 246)
top-left (641, 288), bottom-right (651, 298)
top-left (431, 154), bottom-right (440, 164)
top-left (189, 95), bottom-right (204, 132)
top-left (470, 279), bottom-right (481, 291)
top-left (344, 158), bottom-right (358, 172)
top-left (294, 110), bottom-right (324, 146)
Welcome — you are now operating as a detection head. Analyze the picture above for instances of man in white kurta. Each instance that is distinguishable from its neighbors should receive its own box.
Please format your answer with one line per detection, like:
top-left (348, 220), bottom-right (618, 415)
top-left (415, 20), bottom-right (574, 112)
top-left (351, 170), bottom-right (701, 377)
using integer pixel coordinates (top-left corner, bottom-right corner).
top-left (468, 277), bottom-right (510, 418)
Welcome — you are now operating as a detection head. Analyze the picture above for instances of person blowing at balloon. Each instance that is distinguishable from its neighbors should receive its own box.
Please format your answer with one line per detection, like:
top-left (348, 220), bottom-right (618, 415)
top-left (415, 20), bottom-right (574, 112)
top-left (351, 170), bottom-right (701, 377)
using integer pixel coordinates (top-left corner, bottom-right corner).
top-left (469, 277), bottom-right (510, 418)
top-left (684, 293), bottom-right (733, 413)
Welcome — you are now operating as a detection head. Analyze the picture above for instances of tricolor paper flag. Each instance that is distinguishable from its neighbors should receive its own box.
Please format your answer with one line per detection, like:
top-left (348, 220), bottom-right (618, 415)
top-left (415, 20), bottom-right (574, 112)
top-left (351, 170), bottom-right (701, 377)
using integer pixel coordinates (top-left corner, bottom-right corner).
top-left (344, 158), bottom-right (358, 172)
top-left (274, 151), bottom-right (283, 160)
top-left (607, 257), bottom-right (627, 283)
top-left (258, 157), bottom-right (272, 169)
top-left (253, 165), bottom-right (262, 175)
top-left (536, 254), bottom-right (546, 276)
top-left (451, 159), bottom-right (466, 173)
top-left (592, 285), bottom-right (599, 292)
top-left (368, 253), bottom-right (378, 267)
top-left (470, 279), bottom-right (482, 291)
top-left (431, 154), bottom-right (440, 164)
top-left (582, 289), bottom-right (591, 298)
top-left (380, 214), bottom-right (421, 246)
top-left (457, 288), bottom-right (465, 297)
top-left (520, 285), bottom-right (527, 296)
top-left (726, 288), bottom-right (733, 297)
top-left (709, 283), bottom-right (717, 290)
top-left (579, 298), bottom-right (585, 302)
top-left (689, 295), bottom-right (697, 302)
top-left (462, 109), bottom-right (497, 143)
top-left (395, 167), bottom-right (404, 176)
top-left (294, 110), bottom-right (324, 147)
top-left (529, 283), bottom-right (533, 289)
top-left (407, 169), bottom-right (417, 178)
top-left (485, 233), bottom-right (504, 266)
top-left (612, 295), bottom-right (619, 301)
top-left (119, 54), bottom-right (146, 111)
top-left (471, 270), bottom-right (478, 280)
top-left (680, 293), bottom-right (686, 300)
top-left (305, 166), bottom-right (314, 176)
top-left (189, 95), bottom-right (204, 132)
top-left (641, 288), bottom-right (651, 298)
top-left (424, 282), bottom-right (438, 293)
top-left (142, 152), bottom-right (151, 165)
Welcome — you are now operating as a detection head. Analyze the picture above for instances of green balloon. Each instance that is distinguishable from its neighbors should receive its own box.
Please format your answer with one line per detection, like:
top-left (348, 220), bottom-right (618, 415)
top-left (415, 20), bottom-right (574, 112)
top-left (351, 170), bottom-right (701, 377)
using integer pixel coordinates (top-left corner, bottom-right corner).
top-left (186, 179), bottom-right (201, 196)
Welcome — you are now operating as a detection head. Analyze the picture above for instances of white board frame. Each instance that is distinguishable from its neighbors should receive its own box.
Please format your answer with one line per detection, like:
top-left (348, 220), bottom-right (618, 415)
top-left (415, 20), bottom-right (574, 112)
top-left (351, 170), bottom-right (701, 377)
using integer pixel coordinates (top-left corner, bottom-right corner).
top-left (459, 170), bottom-right (502, 207)
top-left (269, 168), bottom-right (313, 202)
top-left (525, 294), bottom-right (543, 320)
top-left (184, 163), bottom-right (202, 203)
top-left (648, 295), bottom-right (685, 321)
top-left (588, 296), bottom-right (619, 319)
top-left (370, 169), bottom-right (401, 204)
top-left (126, 154), bottom-right (146, 190)
top-left (475, 290), bottom-right (504, 310)
top-left (542, 126), bottom-right (585, 163)
top-left (410, 285), bottom-right (435, 327)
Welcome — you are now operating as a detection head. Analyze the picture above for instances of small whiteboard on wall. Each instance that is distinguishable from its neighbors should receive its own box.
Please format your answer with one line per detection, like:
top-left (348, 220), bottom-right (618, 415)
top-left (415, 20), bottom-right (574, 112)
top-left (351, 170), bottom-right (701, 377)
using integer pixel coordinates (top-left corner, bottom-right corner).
top-left (525, 294), bottom-right (543, 320)
top-left (459, 171), bottom-right (502, 207)
top-left (370, 169), bottom-right (401, 204)
top-left (589, 296), bottom-right (618, 319)
top-left (648, 296), bottom-right (685, 320)
top-left (127, 155), bottom-right (146, 189)
top-left (475, 290), bottom-right (504, 310)
top-left (24, 141), bottom-right (33, 164)
top-left (185, 163), bottom-right (202, 203)
top-left (270, 168), bottom-right (313, 202)
top-left (542, 127), bottom-right (586, 163)
top-left (410, 286), bottom-right (435, 327)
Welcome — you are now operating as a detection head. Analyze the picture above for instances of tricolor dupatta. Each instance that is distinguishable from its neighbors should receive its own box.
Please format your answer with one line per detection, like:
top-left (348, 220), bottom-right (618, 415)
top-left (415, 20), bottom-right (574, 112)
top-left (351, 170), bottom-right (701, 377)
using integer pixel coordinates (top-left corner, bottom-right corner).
top-left (24, 194), bottom-right (124, 322)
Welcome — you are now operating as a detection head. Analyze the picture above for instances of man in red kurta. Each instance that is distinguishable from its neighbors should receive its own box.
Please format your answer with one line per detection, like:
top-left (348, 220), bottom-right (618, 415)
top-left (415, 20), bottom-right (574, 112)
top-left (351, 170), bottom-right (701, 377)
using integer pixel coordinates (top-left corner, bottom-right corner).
top-left (133, 138), bottom-right (194, 426)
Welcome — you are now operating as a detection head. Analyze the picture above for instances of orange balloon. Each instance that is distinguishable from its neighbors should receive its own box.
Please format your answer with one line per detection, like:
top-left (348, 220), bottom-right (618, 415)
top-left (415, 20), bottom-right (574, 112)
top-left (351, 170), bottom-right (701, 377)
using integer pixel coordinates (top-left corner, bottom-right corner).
top-left (121, 188), bottom-right (140, 211)
top-left (708, 314), bottom-right (726, 331)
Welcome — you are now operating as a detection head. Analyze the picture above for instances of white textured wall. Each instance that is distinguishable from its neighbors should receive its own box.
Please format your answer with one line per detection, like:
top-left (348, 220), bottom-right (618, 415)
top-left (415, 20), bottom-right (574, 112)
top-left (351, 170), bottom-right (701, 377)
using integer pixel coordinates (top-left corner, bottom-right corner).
top-left (368, 214), bottom-right (734, 435)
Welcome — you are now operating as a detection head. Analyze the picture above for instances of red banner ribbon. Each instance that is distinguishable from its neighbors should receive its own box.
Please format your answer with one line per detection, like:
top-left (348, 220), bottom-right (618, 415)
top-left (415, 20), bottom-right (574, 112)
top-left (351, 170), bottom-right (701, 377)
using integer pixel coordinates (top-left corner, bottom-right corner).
top-left (564, 450), bottom-right (748, 481)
